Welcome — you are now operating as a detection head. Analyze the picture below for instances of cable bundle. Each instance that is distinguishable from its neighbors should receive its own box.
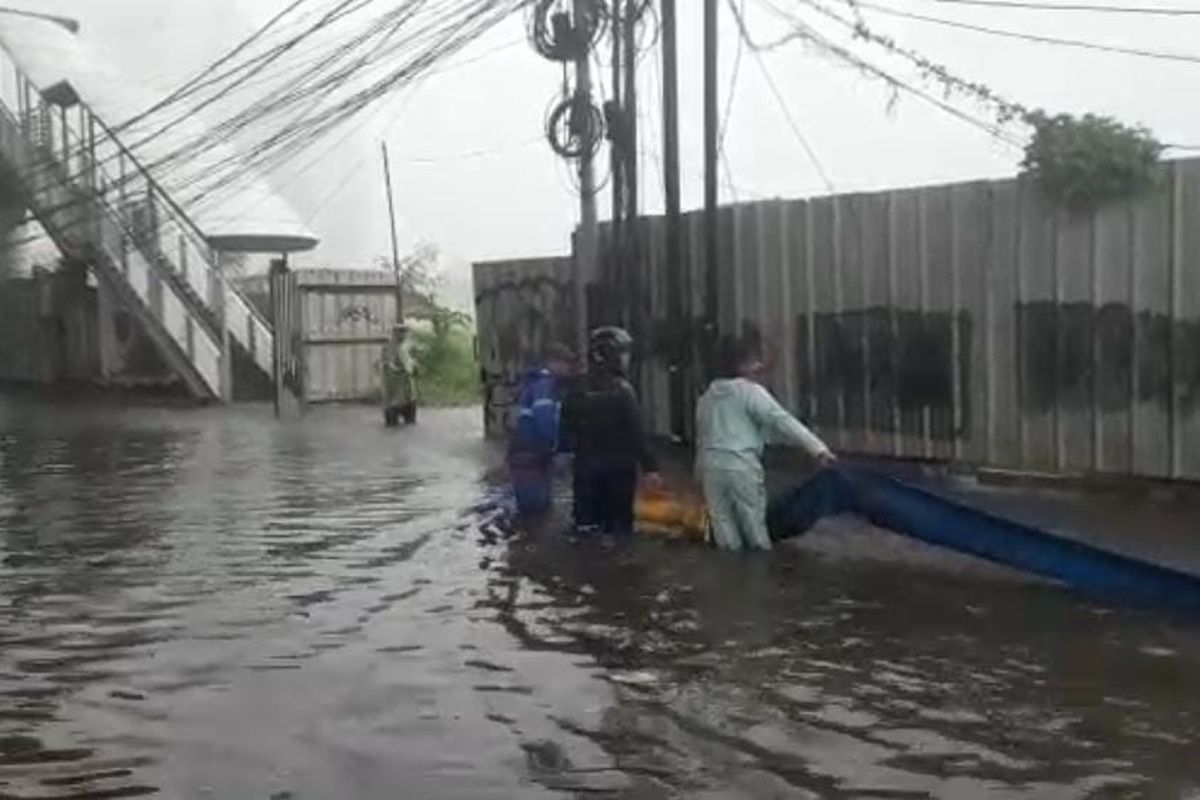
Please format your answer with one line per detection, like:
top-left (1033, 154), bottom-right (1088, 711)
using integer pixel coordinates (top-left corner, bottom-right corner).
top-left (526, 0), bottom-right (608, 63)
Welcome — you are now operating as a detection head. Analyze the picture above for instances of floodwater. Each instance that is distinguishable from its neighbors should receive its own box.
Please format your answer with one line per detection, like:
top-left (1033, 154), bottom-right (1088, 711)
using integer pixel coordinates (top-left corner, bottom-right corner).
top-left (0, 395), bottom-right (1198, 799)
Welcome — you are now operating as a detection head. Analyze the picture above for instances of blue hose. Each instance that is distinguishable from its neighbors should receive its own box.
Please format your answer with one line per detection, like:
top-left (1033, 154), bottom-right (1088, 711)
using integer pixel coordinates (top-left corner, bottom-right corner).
top-left (768, 467), bottom-right (1200, 616)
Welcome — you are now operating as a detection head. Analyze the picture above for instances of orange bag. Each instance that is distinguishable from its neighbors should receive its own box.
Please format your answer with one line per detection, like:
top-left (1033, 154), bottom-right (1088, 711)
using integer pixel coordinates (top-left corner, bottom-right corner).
top-left (635, 488), bottom-right (710, 543)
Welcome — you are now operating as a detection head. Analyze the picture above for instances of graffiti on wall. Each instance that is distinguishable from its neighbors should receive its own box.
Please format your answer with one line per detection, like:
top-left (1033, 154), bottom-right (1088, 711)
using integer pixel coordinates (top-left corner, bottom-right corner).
top-left (795, 308), bottom-right (972, 440)
top-left (1017, 302), bottom-right (1200, 415)
top-left (338, 304), bottom-right (378, 324)
top-left (475, 271), bottom-right (573, 437)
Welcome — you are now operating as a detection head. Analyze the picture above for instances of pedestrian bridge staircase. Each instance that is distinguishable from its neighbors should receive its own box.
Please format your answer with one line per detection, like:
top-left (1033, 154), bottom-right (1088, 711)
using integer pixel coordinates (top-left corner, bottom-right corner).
top-left (0, 48), bottom-right (273, 401)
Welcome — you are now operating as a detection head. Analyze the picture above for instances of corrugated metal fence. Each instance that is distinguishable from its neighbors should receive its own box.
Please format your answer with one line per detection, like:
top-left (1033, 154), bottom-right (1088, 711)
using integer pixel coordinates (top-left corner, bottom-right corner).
top-left (475, 159), bottom-right (1200, 481)
top-left (473, 256), bottom-right (574, 437)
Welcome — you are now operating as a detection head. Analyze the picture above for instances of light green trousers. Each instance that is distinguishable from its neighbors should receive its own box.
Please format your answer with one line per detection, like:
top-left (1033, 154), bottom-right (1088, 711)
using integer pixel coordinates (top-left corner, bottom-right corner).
top-left (699, 466), bottom-right (771, 551)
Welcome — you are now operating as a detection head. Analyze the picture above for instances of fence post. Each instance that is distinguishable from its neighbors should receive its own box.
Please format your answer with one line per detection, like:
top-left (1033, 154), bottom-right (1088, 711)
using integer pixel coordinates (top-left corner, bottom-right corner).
top-left (270, 257), bottom-right (303, 419)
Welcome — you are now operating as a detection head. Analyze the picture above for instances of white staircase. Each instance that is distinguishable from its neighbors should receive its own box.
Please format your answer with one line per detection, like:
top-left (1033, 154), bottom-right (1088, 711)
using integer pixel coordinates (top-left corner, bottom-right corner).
top-left (0, 48), bottom-right (273, 400)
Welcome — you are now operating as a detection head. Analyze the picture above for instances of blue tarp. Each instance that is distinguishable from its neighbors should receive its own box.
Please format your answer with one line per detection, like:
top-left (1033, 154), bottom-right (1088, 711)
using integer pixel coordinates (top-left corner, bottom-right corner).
top-left (767, 468), bottom-right (1200, 616)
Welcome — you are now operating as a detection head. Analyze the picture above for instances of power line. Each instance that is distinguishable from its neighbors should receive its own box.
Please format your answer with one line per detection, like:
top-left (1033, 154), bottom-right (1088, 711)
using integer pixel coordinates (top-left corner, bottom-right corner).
top-left (305, 132), bottom-right (543, 231)
top-left (718, 1), bottom-right (747, 203)
top-left (718, 0), bottom-right (747, 149)
top-left (274, 72), bottom-right (432, 196)
top-left (749, 0), bottom-right (1023, 146)
top-left (132, 0), bottom-right (420, 178)
top-left (147, 0), bottom-right (523, 206)
top-left (854, 1), bottom-right (1200, 65)
top-left (755, 53), bottom-right (837, 192)
top-left (117, 0), bottom-right (315, 133)
top-left (304, 159), bottom-right (370, 225)
top-left (135, 0), bottom-right (399, 159)
top-left (911, 0), bottom-right (1200, 16)
top-left (730, 0), bottom-right (836, 192)
top-left (795, 0), bottom-right (1032, 125)
top-left (276, 31), bottom-right (529, 196)
top-left (409, 136), bottom-right (545, 163)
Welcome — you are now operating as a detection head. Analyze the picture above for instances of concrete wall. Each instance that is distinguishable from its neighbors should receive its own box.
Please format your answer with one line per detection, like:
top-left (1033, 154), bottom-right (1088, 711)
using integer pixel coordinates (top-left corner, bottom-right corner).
top-left (0, 273), bottom-right (50, 382)
top-left (476, 158), bottom-right (1200, 481)
top-left (0, 268), bottom-right (96, 384)
top-left (0, 267), bottom-right (181, 391)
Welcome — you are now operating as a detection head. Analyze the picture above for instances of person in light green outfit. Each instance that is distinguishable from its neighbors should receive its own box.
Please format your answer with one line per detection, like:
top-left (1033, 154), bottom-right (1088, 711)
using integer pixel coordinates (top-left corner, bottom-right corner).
top-left (380, 322), bottom-right (418, 426)
top-left (696, 335), bottom-right (836, 551)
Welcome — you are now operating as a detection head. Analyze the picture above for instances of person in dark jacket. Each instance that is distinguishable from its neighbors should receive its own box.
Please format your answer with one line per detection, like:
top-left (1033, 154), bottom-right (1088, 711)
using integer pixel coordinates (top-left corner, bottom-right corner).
top-left (559, 327), bottom-right (661, 535)
top-left (507, 344), bottom-right (576, 515)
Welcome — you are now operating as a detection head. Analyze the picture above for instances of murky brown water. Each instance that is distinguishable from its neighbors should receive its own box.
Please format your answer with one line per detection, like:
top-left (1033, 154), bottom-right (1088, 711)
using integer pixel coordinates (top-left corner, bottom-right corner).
top-left (1, 394), bottom-right (1198, 799)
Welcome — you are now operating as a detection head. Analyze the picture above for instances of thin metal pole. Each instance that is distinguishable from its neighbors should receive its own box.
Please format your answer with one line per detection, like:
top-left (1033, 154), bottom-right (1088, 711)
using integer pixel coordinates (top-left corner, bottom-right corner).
top-left (381, 141), bottom-right (404, 320)
top-left (662, 0), bottom-right (685, 441)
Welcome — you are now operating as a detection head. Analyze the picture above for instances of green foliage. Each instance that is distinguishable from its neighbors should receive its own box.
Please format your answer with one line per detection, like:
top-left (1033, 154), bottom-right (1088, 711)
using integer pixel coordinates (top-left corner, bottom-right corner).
top-left (413, 323), bottom-right (479, 407)
top-left (1022, 112), bottom-right (1164, 210)
top-left (381, 242), bottom-right (479, 407)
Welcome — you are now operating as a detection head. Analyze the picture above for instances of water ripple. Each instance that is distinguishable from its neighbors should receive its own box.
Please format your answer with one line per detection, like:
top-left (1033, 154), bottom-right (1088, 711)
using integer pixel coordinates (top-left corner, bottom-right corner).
top-left (0, 399), bottom-right (1197, 798)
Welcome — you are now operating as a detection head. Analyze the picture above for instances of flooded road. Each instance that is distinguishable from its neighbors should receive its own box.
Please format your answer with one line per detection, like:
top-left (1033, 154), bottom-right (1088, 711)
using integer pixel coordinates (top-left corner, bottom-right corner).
top-left (1, 395), bottom-right (1198, 799)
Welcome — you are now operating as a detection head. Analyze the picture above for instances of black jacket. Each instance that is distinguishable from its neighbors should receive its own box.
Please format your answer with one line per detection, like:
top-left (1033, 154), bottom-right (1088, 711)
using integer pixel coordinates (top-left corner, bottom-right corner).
top-left (559, 372), bottom-right (657, 473)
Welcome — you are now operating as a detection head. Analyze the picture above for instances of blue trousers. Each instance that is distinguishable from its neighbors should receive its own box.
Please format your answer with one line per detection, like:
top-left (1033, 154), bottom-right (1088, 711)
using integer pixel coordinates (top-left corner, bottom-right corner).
top-left (510, 454), bottom-right (553, 515)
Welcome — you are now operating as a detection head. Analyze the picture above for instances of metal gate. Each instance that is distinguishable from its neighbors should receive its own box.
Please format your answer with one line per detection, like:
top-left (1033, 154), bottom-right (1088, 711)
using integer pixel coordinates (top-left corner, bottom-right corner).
top-left (263, 266), bottom-right (409, 412)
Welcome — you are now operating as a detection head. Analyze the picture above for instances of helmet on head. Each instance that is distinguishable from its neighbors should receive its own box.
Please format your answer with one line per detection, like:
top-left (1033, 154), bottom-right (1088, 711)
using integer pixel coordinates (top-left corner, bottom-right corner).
top-left (588, 326), bottom-right (633, 374)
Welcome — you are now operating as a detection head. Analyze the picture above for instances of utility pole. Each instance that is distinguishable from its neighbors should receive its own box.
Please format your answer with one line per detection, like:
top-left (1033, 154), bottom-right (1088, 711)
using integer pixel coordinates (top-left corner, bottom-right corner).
top-left (623, 0), bottom-right (638, 229)
top-left (574, 0), bottom-right (599, 344)
top-left (661, 0), bottom-right (684, 441)
top-left (609, 0), bottom-right (624, 256)
top-left (380, 141), bottom-right (404, 321)
top-left (621, 0), bottom-right (640, 335)
top-left (703, 0), bottom-right (719, 370)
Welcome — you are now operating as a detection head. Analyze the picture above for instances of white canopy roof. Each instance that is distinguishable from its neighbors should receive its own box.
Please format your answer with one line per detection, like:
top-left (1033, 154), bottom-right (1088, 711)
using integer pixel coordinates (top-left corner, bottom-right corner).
top-left (0, 11), bottom-right (319, 253)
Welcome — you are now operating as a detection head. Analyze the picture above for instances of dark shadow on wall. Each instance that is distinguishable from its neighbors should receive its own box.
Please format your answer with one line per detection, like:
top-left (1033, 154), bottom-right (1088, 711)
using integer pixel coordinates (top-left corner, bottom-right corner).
top-left (796, 309), bottom-right (972, 441)
top-left (1017, 302), bottom-right (1200, 415)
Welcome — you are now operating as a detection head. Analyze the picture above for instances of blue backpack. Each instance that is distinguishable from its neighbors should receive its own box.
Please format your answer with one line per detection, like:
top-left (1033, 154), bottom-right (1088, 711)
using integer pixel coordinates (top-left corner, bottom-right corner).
top-left (512, 370), bottom-right (560, 456)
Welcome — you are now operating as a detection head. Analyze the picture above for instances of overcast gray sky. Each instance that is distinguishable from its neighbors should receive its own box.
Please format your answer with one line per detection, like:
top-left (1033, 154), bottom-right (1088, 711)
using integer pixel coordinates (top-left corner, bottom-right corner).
top-left (18, 0), bottom-right (1200, 304)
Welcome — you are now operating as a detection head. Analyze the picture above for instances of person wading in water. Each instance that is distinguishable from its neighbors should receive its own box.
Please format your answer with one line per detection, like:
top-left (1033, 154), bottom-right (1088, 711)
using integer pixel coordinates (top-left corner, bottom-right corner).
top-left (380, 322), bottom-right (418, 426)
top-left (507, 344), bottom-right (577, 516)
top-left (559, 327), bottom-right (661, 536)
top-left (695, 334), bottom-right (835, 551)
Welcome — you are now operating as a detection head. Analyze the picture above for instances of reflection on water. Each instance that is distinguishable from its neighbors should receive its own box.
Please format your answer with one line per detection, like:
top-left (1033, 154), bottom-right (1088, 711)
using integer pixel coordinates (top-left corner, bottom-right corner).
top-left (0, 394), bottom-right (1197, 799)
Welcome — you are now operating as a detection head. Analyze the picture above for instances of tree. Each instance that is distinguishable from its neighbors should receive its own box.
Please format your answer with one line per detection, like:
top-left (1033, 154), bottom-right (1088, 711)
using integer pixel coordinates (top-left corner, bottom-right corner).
top-left (375, 241), bottom-right (441, 318)
top-left (378, 242), bottom-right (478, 406)
top-left (1022, 113), bottom-right (1163, 210)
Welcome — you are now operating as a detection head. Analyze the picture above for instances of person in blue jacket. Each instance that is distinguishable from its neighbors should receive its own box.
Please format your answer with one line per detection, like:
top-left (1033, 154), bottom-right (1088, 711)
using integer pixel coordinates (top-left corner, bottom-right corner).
top-left (507, 344), bottom-right (576, 515)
